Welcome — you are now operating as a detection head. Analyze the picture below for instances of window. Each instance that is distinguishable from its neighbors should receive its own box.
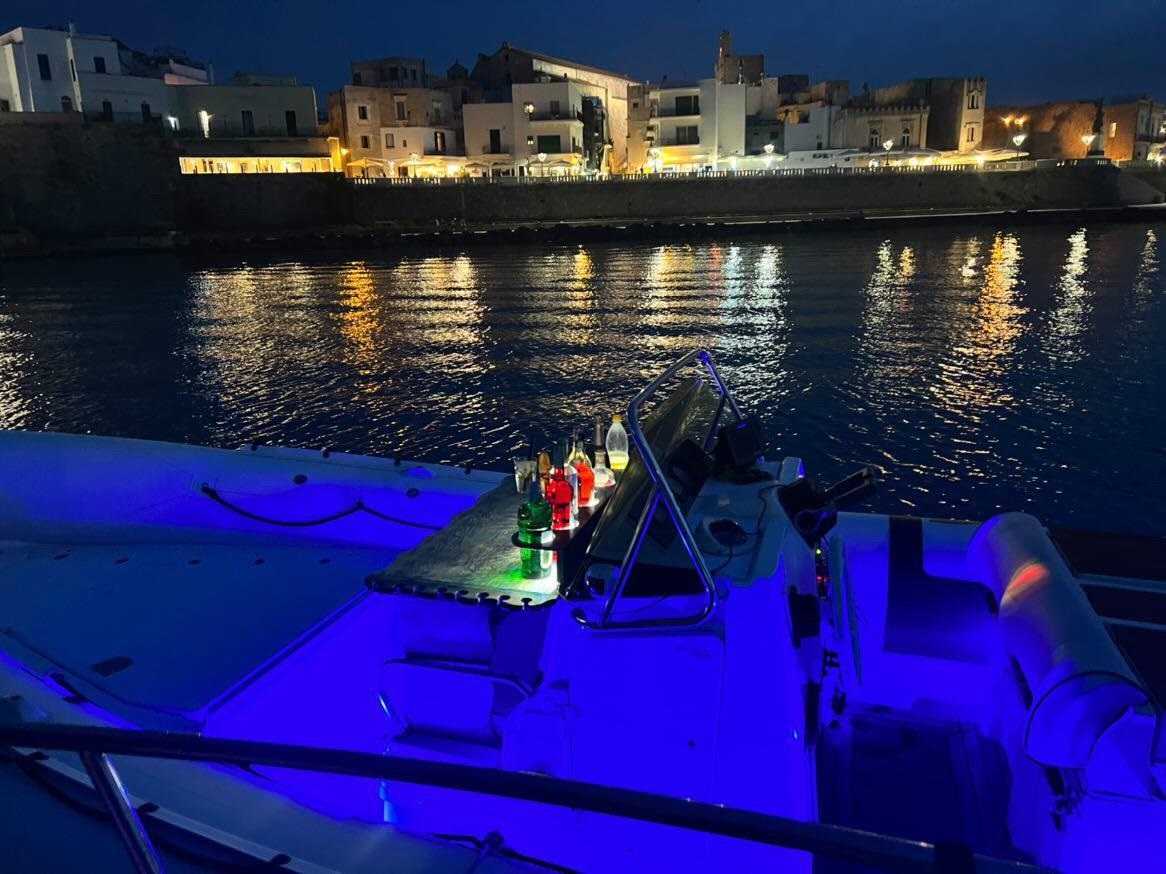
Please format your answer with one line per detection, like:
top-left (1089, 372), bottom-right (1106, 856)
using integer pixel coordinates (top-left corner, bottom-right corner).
top-left (360, 134), bottom-right (370, 148)
top-left (61, 96), bottom-right (72, 112)
top-left (527, 135), bottom-right (535, 147)
top-left (140, 102), bottom-right (151, 122)
top-left (967, 92), bottom-right (979, 110)
top-left (489, 128), bottom-right (501, 153)
top-left (674, 95), bottom-right (699, 115)
top-left (1109, 122), bottom-right (1117, 138)
top-left (572, 135), bottom-right (578, 151)
top-left (240, 110), bottom-right (255, 135)
top-left (434, 131), bottom-right (446, 153)
top-left (537, 134), bottom-right (561, 153)
top-left (550, 99), bottom-right (561, 117)
top-left (432, 101), bottom-right (443, 123)
top-left (869, 128), bottom-right (880, 148)
top-left (94, 56), bottom-right (106, 74)
top-left (401, 139), bottom-right (407, 147)
top-left (410, 69), bottom-right (417, 83)
top-left (69, 59), bottom-right (76, 81)
top-left (285, 110), bottom-right (298, 136)
top-left (357, 104), bottom-right (368, 120)
top-left (384, 132), bottom-right (394, 148)
top-left (37, 53), bottom-right (51, 81)
top-left (395, 99), bottom-right (406, 121)
top-left (901, 127), bottom-right (910, 148)
top-left (966, 125), bottom-right (977, 142)
top-left (676, 125), bottom-right (699, 145)
top-left (389, 67), bottom-right (399, 82)
top-left (0, 99), bottom-right (10, 112)
top-left (632, 100), bottom-right (639, 109)
top-left (101, 99), bottom-right (113, 120)
top-left (353, 71), bottom-right (362, 85)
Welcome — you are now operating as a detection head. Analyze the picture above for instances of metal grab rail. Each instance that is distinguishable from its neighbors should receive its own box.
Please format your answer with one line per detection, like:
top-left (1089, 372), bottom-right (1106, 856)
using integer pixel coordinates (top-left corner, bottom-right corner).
top-left (574, 349), bottom-right (743, 631)
top-left (0, 721), bottom-right (1049, 874)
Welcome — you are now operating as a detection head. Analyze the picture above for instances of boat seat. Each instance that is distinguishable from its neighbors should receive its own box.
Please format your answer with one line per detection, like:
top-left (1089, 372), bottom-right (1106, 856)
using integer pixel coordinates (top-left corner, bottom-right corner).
top-left (967, 513), bottom-right (1149, 769)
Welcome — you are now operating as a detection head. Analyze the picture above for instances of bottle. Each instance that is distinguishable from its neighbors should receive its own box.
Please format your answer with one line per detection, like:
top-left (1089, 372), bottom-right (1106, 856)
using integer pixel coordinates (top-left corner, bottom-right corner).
top-left (592, 448), bottom-right (616, 490)
top-left (546, 445), bottom-right (574, 531)
top-left (570, 431), bottom-right (596, 507)
top-left (517, 481), bottom-right (552, 578)
top-left (537, 450), bottom-right (551, 498)
top-left (606, 414), bottom-right (629, 474)
top-left (560, 439), bottom-right (579, 524)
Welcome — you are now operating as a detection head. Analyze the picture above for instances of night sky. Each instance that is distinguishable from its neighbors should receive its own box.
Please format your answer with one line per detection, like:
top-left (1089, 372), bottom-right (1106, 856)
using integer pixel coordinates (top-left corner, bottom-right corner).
top-left (6, 0), bottom-right (1164, 107)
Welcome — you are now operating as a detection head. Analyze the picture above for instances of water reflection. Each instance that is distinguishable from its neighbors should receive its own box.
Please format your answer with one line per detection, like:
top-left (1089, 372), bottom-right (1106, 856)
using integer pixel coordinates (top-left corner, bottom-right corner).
top-left (1047, 228), bottom-right (1091, 362)
top-left (933, 232), bottom-right (1026, 420)
top-left (1133, 228), bottom-right (1159, 302)
top-left (0, 301), bottom-right (32, 428)
top-left (1, 223), bottom-right (1162, 534)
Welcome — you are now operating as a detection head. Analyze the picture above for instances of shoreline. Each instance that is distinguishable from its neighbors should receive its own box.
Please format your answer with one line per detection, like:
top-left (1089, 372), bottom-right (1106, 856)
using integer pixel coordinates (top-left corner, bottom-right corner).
top-left (3, 202), bottom-right (1164, 261)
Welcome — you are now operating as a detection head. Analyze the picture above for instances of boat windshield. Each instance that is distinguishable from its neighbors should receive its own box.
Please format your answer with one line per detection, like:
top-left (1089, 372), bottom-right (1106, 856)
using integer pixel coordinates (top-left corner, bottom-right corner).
top-left (586, 374), bottom-right (733, 584)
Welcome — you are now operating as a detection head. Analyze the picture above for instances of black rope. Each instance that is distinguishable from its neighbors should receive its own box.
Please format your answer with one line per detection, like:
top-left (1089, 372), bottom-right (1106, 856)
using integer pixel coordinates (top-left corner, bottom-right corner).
top-left (200, 484), bottom-right (443, 531)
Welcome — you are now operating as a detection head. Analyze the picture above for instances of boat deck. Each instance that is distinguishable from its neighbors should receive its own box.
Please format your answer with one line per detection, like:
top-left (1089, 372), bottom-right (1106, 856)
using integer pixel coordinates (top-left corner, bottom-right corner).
top-left (0, 539), bottom-right (399, 730)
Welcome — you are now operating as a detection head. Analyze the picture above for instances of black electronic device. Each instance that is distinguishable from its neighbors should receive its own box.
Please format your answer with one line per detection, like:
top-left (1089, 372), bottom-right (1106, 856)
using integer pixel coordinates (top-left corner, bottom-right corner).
top-left (708, 518), bottom-right (749, 548)
top-left (712, 417), bottom-right (766, 474)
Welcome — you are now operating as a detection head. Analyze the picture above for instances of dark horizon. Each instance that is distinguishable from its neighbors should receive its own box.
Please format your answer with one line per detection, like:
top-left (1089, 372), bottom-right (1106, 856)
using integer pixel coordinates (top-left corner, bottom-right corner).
top-left (4, 0), bottom-right (1164, 108)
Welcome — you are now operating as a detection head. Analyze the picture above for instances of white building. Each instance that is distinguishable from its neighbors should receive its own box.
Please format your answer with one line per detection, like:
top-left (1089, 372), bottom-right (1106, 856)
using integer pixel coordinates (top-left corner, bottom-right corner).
top-left (462, 80), bottom-right (586, 176)
top-left (641, 79), bottom-right (779, 173)
top-left (0, 23), bottom-right (202, 121)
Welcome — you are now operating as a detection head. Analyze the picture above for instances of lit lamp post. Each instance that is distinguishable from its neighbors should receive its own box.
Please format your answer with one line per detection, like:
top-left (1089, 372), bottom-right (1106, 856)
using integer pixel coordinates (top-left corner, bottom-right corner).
top-left (537, 151), bottom-right (547, 178)
top-left (764, 142), bottom-right (774, 170)
top-left (1011, 133), bottom-right (1027, 160)
top-left (409, 151), bottom-right (419, 178)
top-left (1081, 133), bottom-right (1096, 157)
top-left (881, 138), bottom-right (894, 169)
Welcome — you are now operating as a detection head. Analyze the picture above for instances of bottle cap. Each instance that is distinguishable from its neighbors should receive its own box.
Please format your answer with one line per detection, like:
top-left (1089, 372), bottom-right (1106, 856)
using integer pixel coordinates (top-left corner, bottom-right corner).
top-left (595, 448), bottom-right (607, 466)
top-left (612, 414), bottom-right (623, 423)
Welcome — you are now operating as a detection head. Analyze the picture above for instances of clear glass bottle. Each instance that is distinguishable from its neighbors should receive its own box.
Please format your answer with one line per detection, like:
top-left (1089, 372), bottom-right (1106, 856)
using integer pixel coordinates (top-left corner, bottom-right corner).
top-left (517, 481), bottom-right (552, 578)
top-left (592, 448), bottom-right (616, 490)
top-left (546, 445), bottom-right (574, 531)
top-left (606, 414), bottom-right (629, 473)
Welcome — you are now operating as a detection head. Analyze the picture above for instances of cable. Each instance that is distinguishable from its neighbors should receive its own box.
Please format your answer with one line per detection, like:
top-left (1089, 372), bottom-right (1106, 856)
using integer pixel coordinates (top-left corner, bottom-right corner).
top-left (200, 484), bottom-right (443, 531)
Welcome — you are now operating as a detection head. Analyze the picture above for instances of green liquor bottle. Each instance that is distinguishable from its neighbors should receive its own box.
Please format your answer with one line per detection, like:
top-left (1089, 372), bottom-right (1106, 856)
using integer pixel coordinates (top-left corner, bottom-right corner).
top-left (517, 480), bottom-right (552, 578)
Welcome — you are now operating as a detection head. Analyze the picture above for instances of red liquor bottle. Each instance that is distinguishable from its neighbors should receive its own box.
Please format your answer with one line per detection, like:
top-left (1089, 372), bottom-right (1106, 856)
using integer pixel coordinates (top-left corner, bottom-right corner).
top-left (547, 445), bottom-right (575, 531)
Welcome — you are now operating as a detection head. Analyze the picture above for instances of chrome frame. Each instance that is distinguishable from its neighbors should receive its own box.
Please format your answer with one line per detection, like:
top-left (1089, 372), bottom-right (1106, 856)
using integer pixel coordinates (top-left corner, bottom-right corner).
top-left (574, 349), bottom-right (744, 631)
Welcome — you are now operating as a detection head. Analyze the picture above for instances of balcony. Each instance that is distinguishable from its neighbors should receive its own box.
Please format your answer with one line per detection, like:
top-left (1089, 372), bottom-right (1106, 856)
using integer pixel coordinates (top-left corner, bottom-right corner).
top-left (525, 110), bottom-right (584, 123)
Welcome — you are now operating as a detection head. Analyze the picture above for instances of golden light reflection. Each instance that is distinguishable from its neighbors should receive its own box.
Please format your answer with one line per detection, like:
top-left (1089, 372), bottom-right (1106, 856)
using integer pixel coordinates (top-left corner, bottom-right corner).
top-left (932, 232), bottom-right (1027, 418)
top-left (1048, 228), bottom-right (1091, 362)
top-left (336, 262), bottom-right (380, 376)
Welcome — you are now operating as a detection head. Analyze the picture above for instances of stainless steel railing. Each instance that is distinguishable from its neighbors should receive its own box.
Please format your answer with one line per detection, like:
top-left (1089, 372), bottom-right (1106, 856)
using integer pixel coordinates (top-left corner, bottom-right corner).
top-left (574, 349), bottom-right (743, 631)
top-left (0, 721), bottom-right (1051, 874)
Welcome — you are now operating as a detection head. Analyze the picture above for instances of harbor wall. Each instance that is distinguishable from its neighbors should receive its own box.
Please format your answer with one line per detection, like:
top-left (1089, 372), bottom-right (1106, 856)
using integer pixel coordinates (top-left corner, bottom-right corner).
top-left (0, 114), bottom-right (179, 239)
top-left (177, 164), bottom-right (1162, 234)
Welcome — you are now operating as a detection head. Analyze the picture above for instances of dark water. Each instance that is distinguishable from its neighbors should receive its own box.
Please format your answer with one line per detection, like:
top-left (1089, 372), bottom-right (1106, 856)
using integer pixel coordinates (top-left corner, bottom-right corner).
top-left (1, 221), bottom-right (1163, 533)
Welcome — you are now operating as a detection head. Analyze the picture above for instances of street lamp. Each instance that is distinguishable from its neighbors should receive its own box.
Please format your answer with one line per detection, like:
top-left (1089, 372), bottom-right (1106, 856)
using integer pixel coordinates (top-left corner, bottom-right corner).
top-left (1081, 133), bottom-right (1096, 155)
top-left (881, 139), bottom-right (894, 168)
top-left (409, 151), bottom-right (419, 178)
top-left (1011, 133), bottom-right (1027, 160)
top-left (764, 141), bottom-right (774, 170)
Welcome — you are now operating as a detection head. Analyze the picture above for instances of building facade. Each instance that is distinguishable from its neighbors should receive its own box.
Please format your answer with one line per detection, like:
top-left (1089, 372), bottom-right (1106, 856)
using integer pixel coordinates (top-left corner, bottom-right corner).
top-left (470, 43), bottom-right (632, 171)
top-left (715, 31), bottom-right (764, 86)
top-left (461, 80), bottom-right (587, 176)
top-left (983, 98), bottom-right (1164, 161)
top-left (328, 78), bottom-right (458, 177)
top-left (868, 77), bottom-right (986, 151)
top-left (0, 24), bottom-right (184, 120)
